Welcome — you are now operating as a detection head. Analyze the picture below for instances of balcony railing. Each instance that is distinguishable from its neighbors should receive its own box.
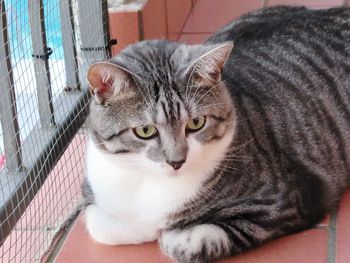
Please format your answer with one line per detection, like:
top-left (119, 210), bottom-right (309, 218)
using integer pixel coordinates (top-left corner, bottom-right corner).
top-left (0, 0), bottom-right (113, 260)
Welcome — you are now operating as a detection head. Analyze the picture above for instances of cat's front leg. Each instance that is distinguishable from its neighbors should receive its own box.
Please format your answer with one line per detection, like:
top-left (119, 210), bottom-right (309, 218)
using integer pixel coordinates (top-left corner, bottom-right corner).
top-left (160, 220), bottom-right (276, 263)
top-left (85, 204), bottom-right (158, 245)
top-left (160, 224), bottom-right (233, 263)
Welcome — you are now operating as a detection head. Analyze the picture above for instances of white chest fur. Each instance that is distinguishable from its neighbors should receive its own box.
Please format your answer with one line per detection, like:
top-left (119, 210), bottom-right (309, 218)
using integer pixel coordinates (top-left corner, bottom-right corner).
top-left (85, 131), bottom-right (233, 245)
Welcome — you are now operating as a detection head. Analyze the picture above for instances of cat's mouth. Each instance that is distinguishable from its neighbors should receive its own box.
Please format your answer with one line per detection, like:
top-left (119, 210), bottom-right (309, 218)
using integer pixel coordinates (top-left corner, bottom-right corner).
top-left (162, 163), bottom-right (185, 176)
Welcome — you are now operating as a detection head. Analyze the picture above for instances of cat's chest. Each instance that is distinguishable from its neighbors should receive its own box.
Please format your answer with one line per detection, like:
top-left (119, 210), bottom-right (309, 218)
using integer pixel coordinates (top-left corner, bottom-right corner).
top-left (86, 141), bottom-right (203, 228)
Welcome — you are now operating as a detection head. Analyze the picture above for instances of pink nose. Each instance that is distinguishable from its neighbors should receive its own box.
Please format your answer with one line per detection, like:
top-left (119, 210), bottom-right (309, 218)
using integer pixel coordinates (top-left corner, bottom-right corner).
top-left (167, 160), bottom-right (185, 170)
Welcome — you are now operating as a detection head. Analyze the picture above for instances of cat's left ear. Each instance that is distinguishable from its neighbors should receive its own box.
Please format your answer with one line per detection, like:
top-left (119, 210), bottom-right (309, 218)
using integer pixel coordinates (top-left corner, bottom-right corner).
top-left (188, 42), bottom-right (233, 86)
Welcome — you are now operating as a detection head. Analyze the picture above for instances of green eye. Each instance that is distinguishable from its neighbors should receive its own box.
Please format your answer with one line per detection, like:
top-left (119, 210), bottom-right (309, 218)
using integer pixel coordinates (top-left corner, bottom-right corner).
top-left (186, 116), bottom-right (206, 132)
top-left (133, 125), bottom-right (157, 139)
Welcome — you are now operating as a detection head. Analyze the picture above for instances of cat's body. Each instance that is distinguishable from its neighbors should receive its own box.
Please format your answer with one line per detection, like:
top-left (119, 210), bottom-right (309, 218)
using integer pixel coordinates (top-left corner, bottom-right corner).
top-left (84, 6), bottom-right (350, 263)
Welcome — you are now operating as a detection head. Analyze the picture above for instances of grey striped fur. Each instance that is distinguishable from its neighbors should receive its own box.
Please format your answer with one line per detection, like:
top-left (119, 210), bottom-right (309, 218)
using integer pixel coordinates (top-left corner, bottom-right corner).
top-left (86, 6), bottom-right (350, 263)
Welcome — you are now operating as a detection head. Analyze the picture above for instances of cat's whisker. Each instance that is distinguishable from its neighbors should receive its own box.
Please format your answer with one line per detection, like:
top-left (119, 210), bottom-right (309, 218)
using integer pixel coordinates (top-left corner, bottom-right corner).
top-left (185, 62), bottom-right (201, 102)
top-left (222, 155), bottom-right (252, 160)
top-left (195, 102), bottom-right (227, 112)
top-left (189, 72), bottom-right (213, 106)
top-left (225, 155), bottom-right (247, 158)
top-left (188, 74), bottom-right (207, 106)
top-left (234, 116), bottom-right (255, 124)
top-left (192, 77), bottom-right (232, 107)
top-left (222, 157), bottom-right (251, 162)
top-left (216, 164), bottom-right (244, 173)
top-left (93, 142), bottom-right (106, 147)
top-left (135, 76), bottom-right (153, 108)
top-left (227, 138), bottom-right (254, 153)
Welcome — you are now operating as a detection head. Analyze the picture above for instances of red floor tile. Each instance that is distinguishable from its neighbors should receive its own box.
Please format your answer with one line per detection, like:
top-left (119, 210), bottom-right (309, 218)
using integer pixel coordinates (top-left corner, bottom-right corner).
top-left (15, 134), bottom-right (86, 229)
top-left (109, 11), bottom-right (141, 56)
top-left (56, 212), bottom-right (328, 263)
top-left (143, 0), bottom-right (168, 40)
top-left (183, 0), bottom-right (262, 33)
top-left (2, 134), bottom-right (86, 263)
top-left (168, 33), bottom-right (180, 41)
top-left (336, 190), bottom-right (350, 263)
top-left (166, 0), bottom-right (192, 34)
top-left (178, 33), bottom-right (211, 44)
top-left (2, 228), bottom-right (54, 263)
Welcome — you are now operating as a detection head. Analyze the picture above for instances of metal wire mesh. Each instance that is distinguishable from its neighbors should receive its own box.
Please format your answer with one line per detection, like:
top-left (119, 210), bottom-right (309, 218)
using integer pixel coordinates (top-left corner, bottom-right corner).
top-left (0, 0), bottom-right (110, 261)
top-left (1, 133), bottom-right (86, 262)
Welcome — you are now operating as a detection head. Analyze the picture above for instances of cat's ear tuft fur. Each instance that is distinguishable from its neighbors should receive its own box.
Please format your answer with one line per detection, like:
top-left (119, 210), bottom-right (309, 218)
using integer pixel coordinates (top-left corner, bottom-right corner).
top-left (87, 62), bottom-right (135, 104)
top-left (189, 42), bottom-right (233, 86)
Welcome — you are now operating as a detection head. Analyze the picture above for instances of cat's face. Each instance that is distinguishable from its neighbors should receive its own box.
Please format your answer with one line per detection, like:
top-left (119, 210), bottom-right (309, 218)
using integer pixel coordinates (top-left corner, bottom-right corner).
top-left (87, 40), bottom-right (235, 175)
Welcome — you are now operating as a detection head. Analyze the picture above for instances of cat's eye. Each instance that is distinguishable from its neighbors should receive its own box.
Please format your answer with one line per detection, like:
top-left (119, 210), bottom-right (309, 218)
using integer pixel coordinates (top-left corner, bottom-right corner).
top-left (186, 116), bottom-right (206, 132)
top-left (133, 125), bottom-right (157, 139)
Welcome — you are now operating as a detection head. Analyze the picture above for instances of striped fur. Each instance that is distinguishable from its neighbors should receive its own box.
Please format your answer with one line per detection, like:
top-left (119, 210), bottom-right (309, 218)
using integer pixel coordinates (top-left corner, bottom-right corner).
top-left (85, 6), bottom-right (350, 263)
top-left (162, 6), bottom-right (350, 262)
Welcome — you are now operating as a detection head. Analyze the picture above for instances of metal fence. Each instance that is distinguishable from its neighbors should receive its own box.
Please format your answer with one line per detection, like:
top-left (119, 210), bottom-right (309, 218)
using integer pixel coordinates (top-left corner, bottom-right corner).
top-left (0, 0), bottom-right (113, 261)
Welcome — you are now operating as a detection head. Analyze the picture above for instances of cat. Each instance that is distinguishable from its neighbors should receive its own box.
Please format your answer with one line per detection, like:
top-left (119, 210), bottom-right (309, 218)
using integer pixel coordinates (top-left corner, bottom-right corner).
top-left (83, 6), bottom-right (350, 263)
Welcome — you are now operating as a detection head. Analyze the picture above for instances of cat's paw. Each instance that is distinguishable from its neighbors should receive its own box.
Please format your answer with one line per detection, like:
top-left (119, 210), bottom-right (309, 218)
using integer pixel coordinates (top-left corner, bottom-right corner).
top-left (85, 204), bottom-right (125, 245)
top-left (159, 224), bottom-right (231, 263)
top-left (85, 204), bottom-right (158, 245)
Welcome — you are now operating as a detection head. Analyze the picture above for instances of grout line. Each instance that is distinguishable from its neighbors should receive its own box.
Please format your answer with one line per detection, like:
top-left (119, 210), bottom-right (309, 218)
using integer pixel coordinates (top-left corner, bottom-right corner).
top-left (138, 10), bottom-right (144, 41)
top-left (177, 1), bottom-right (200, 40)
top-left (164, 0), bottom-right (169, 38)
top-left (327, 211), bottom-right (337, 263)
top-left (262, 0), bottom-right (269, 8)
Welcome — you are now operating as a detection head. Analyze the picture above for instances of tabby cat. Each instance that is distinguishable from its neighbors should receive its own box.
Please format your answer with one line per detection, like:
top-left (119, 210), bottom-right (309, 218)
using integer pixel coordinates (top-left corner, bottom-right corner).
top-left (83, 6), bottom-right (350, 263)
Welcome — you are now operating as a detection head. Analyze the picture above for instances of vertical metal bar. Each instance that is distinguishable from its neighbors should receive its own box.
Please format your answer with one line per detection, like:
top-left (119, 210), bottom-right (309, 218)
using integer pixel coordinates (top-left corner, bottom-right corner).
top-left (0, 0), bottom-right (22, 172)
top-left (77, 0), bottom-right (108, 59)
top-left (59, 0), bottom-right (80, 91)
top-left (77, 0), bottom-right (110, 86)
top-left (101, 0), bottom-right (112, 58)
top-left (28, 0), bottom-right (55, 127)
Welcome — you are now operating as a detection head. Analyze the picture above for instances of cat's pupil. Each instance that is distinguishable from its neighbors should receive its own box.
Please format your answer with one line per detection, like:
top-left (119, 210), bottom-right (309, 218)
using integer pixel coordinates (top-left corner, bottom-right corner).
top-left (143, 127), bottom-right (149, 134)
top-left (193, 118), bottom-right (199, 126)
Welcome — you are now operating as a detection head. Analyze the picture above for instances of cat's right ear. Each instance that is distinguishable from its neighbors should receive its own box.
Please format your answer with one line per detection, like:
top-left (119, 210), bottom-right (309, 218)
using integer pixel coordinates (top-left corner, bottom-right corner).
top-left (186, 42), bottom-right (233, 86)
top-left (87, 62), bottom-right (135, 104)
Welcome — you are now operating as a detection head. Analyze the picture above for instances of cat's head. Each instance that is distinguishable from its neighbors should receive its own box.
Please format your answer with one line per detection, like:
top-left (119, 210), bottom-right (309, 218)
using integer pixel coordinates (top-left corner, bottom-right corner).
top-left (87, 40), bottom-right (235, 176)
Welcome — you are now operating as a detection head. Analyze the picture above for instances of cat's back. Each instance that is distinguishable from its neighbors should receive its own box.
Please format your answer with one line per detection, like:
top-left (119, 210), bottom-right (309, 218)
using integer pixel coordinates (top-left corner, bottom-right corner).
top-left (207, 6), bottom-right (350, 47)
top-left (207, 6), bottom-right (350, 122)
top-left (208, 6), bottom-right (350, 85)
top-left (207, 6), bottom-right (350, 194)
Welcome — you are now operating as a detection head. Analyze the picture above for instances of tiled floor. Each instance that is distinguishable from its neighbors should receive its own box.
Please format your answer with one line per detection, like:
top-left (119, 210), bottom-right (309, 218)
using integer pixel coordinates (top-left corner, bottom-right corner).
top-left (54, 212), bottom-right (329, 263)
top-left (53, 0), bottom-right (349, 262)
top-left (1, 134), bottom-right (86, 263)
top-left (336, 191), bottom-right (350, 263)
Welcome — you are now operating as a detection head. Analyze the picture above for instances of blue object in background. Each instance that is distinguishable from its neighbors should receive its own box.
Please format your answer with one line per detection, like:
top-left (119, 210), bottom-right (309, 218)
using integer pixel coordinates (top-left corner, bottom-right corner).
top-left (5, 0), bottom-right (64, 61)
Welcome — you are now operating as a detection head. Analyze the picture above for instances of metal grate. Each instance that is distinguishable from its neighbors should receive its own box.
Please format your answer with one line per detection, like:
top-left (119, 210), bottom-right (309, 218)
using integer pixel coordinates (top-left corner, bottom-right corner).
top-left (0, 0), bottom-right (112, 261)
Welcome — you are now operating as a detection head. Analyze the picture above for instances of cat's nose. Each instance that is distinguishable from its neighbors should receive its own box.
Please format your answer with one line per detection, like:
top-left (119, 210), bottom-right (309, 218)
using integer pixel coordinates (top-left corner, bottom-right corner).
top-left (167, 160), bottom-right (185, 170)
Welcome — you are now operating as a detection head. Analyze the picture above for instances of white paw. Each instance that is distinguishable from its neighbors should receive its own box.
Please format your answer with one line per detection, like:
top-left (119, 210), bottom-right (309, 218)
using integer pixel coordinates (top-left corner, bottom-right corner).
top-left (160, 224), bottom-right (231, 263)
top-left (84, 204), bottom-right (158, 245)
